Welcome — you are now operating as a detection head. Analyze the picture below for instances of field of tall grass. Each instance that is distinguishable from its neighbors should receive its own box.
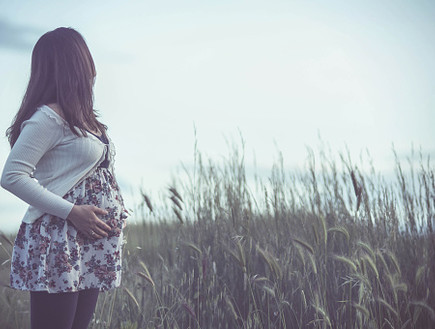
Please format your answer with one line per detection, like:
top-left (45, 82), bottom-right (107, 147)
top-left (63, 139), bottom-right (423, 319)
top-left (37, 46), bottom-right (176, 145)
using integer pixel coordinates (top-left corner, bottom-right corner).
top-left (0, 142), bottom-right (434, 328)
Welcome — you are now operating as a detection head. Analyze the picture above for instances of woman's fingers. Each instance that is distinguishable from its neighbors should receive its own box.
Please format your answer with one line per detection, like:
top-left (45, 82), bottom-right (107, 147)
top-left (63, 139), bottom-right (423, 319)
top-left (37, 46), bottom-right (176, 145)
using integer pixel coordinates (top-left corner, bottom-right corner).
top-left (68, 205), bottom-right (114, 238)
top-left (88, 231), bottom-right (102, 239)
top-left (93, 206), bottom-right (109, 216)
top-left (91, 206), bottom-right (112, 232)
top-left (92, 225), bottom-right (109, 237)
top-left (95, 217), bottom-right (112, 232)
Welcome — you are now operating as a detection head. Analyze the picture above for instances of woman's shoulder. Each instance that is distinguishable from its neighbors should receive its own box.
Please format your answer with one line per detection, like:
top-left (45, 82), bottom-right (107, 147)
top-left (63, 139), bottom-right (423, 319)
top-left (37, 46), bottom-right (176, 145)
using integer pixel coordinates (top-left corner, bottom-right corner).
top-left (21, 105), bottom-right (68, 128)
top-left (20, 105), bottom-right (68, 133)
top-left (38, 105), bottom-right (68, 126)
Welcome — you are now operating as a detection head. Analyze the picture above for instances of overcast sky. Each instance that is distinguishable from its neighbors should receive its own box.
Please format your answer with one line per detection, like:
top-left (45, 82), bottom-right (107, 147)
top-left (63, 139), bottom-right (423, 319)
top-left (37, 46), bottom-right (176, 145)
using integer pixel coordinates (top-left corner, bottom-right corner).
top-left (1, 0), bottom-right (434, 233)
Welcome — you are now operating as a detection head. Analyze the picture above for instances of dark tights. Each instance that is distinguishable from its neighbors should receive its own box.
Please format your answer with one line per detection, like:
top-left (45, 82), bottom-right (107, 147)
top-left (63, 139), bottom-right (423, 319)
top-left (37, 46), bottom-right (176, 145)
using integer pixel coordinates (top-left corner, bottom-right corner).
top-left (30, 288), bottom-right (99, 329)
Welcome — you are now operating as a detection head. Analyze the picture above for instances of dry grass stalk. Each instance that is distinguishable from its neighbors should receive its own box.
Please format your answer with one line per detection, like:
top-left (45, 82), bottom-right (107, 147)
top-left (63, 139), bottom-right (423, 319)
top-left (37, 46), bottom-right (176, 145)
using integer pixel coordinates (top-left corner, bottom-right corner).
top-left (411, 301), bottom-right (435, 321)
top-left (377, 297), bottom-right (399, 320)
top-left (292, 237), bottom-right (314, 255)
top-left (331, 254), bottom-right (357, 272)
top-left (357, 241), bottom-right (376, 260)
top-left (384, 249), bottom-right (401, 276)
top-left (137, 271), bottom-right (155, 287)
top-left (350, 169), bottom-right (363, 211)
top-left (183, 242), bottom-right (202, 255)
top-left (138, 260), bottom-right (155, 287)
top-left (181, 301), bottom-right (196, 320)
top-left (224, 294), bottom-right (239, 320)
top-left (170, 195), bottom-right (183, 210)
top-left (415, 265), bottom-right (426, 287)
top-left (256, 245), bottom-right (282, 280)
top-left (173, 207), bottom-right (184, 224)
top-left (352, 303), bottom-right (370, 318)
top-left (140, 191), bottom-right (153, 213)
top-left (327, 226), bottom-right (350, 243)
top-left (123, 287), bottom-right (140, 310)
top-left (169, 186), bottom-right (184, 202)
top-left (361, 255), bottom-right (379, 280)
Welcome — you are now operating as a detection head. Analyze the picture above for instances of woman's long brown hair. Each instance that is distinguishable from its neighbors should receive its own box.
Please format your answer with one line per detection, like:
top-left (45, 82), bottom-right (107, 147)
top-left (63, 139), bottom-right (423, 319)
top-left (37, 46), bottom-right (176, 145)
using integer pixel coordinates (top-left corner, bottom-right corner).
top-left (5, 27), bottom-right (107, 148)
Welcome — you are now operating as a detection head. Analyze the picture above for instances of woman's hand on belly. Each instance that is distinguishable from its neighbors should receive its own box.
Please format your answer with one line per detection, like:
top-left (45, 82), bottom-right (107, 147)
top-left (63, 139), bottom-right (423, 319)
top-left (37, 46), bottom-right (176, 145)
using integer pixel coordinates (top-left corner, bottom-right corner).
top-left (66, 205), bottom-right (112, 239)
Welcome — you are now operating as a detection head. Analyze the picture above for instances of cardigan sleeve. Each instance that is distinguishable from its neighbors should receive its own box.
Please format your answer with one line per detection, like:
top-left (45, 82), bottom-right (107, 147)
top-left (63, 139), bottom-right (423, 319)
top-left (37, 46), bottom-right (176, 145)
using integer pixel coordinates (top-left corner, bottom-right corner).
top-left (0, 111), bottom-right (75, 220)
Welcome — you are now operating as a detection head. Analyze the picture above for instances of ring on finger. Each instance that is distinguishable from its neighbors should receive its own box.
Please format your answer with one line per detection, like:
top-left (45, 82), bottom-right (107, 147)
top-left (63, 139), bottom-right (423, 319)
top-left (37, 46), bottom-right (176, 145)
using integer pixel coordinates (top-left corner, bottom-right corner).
top-left (90, 230), bottom-right (96, 238)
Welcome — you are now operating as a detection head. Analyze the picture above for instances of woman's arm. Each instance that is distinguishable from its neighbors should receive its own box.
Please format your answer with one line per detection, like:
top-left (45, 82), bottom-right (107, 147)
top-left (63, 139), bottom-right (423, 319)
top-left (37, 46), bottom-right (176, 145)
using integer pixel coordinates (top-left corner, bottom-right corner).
top-left (0, 110), bottom-right (75, 219)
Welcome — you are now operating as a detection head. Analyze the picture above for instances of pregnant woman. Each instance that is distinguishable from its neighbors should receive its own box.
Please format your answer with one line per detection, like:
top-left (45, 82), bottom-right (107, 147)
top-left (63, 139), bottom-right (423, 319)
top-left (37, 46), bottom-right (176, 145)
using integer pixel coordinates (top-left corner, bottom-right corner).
top-left (1, 27), bottom-right (129, 329)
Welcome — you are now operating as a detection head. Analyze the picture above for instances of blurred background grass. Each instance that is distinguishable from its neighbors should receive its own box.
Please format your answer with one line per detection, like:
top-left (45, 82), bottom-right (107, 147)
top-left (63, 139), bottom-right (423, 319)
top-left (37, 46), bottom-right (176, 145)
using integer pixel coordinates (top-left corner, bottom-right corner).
top-left (1, 142), bottom-right (434, 329)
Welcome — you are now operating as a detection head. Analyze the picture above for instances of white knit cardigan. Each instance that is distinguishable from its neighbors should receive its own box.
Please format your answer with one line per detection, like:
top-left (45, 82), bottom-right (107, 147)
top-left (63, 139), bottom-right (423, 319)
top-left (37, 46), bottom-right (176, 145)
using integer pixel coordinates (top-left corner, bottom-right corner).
top-left (1, 105), bottom-right (114, 224)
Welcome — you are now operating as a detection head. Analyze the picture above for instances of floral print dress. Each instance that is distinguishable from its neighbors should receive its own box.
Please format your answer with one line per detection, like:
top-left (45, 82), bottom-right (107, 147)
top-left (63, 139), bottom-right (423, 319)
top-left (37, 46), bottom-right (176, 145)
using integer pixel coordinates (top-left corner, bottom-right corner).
top-left (10, 133), bottom-right (129, 293)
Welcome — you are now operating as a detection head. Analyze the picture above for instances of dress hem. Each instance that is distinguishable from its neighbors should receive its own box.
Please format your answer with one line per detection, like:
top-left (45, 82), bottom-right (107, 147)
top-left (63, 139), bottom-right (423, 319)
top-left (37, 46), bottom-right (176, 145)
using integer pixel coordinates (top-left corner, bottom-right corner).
top-left (9, 282), bottom-right (121, 293)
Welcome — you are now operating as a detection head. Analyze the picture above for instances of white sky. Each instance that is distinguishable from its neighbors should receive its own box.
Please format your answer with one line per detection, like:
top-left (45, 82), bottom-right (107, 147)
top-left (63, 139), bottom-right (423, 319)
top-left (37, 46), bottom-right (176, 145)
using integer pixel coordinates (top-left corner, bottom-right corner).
top-left (1, 0), bottom-right (434, 233)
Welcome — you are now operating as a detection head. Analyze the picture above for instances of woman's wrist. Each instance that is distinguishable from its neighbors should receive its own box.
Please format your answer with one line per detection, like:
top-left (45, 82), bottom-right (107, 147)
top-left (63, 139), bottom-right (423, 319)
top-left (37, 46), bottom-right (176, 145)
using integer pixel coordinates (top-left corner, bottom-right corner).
top-left (66, 205), bottom-right (78, 221)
